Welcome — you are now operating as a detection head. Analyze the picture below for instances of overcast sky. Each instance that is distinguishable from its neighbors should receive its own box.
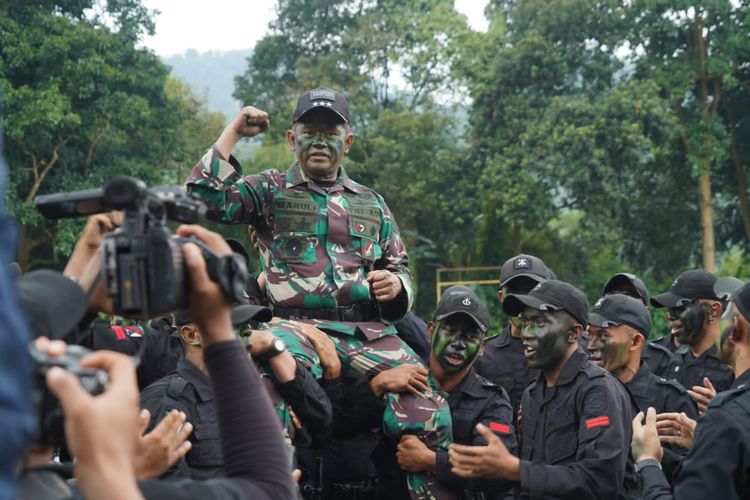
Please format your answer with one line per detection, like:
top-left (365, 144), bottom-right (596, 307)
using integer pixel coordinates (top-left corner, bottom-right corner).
top-left (140, 0), bottom-right (489, 57)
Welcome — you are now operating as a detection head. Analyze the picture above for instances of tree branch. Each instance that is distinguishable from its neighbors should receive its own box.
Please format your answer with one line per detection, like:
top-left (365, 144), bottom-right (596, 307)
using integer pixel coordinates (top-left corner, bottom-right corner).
top-left (24, 136), bottom-right (72, 203)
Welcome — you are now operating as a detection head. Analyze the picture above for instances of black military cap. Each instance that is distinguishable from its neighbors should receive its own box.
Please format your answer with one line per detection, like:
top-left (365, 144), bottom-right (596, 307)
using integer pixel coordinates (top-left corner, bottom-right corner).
top-left (651, 269), bottom-right (719, 308)
top-left (175, 303), bottom-right (272, 327)
top-left (292, 87), bottom-right (350, 125)
top-left (721, 278), bottom-right (750, 323)
top-left (16, 270), bottom-right (88, 340)
top-left (503, 280), bottom-right (589, 326)
top-left (590, 294), bottom-right (652, 336)
top-left (499, 254), bottom-right (551, 288)
top-left (434, 286), bottom-right (490, 334)
top-left (603, 272), bottom-right (650, 307)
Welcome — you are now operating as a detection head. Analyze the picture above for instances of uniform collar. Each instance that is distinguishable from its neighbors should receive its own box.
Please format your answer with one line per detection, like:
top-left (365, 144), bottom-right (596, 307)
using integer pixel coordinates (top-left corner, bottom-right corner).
top-left (676, 342), bottom-right (720, 360)
top-left (732, 367), bottom-right (750, 389)
top-left (177, 357), bottom-right (214, 401)
top-left (287, 163), bottom-right (361, 194)
top-left (626, 361), bottom-right (652, 400)
top-left (554, 346), bottom-right (590, 387)
top-left (455, 367), bottom-right (487, 398)
top-left (490, 325), bottom-right (512, 348)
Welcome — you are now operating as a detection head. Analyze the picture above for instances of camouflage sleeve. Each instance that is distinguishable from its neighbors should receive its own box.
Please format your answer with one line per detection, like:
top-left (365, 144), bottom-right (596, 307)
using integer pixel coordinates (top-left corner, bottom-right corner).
top-left (185, 145), bottom-right (275, 224)
top-left (376, 195), bottom-right (414, 322)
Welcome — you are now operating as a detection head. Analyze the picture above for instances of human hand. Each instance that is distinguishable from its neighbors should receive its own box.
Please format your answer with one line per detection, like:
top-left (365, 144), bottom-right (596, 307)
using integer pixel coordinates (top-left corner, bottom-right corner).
top-left (292, 321), bottom-right (341, 379)
top-left (656, 411), bottom-right (697, 449)
top-left (396, 435), bottom-right (435, 473)
top-left (449, 424), bottom-right (520, 480)
top-left (134, 409), bottom-right (193, 480)
top-left (81, 212), bottom-right (124, 249)
top-left (370, 364), bottom-right (430, 398)
top-left (366, 270), bottom-right (403, 303)
top-left (247, 329), bottom-right (276, 358)
top-left (231, 106), bottom-right (270, 138)
top-left (631, 407), bottom-right (663, 462)
top-left (177, 225), bottom-right (233, 344)
top-left (688, 377), bottom-right (716, 415)
top-left (40, 337), bottom-right (142, 499)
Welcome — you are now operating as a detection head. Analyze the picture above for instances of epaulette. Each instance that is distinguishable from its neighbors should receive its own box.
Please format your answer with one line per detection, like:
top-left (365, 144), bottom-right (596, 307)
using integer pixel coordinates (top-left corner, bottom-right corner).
top-left (709, 382), bottom-right (750, 409)
top-left (166, 376), bottom-right (189, 399)
top-left (656, 376), bottom-right (688, 394)
top-left (646, 341), bottom-right (672, 356)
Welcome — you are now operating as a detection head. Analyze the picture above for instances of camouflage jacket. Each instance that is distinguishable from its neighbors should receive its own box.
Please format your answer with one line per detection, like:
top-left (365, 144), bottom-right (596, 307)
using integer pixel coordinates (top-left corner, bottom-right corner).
top-left (187, 146), bottom-right (414, 338)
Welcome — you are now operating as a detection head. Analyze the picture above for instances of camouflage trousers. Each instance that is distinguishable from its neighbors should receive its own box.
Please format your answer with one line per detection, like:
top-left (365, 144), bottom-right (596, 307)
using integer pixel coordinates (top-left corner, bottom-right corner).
top-left (260, 320), bottom-right (455, 500)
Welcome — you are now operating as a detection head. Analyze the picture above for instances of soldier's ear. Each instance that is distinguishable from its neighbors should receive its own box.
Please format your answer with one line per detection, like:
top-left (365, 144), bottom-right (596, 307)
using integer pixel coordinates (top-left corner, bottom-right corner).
top-left (343, 130), bottom-right (354, 154)
top-left (497, 290), bottom-right (504, 303)
top-left (632, 331), bottom-right (645, 351)
top-left (287, 129), bottom-right (297, 151)
top-left (426, 322), bottom-right (435, 341)
top-left (567, 324), bottom-right (583, 343)
top-left (179, 324), bottom-right (201, 346)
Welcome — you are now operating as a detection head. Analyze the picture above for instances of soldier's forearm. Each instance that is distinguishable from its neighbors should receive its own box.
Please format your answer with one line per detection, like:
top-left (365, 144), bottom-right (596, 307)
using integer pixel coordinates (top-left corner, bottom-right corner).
top-left (215, 127), bottom-right (242, 159)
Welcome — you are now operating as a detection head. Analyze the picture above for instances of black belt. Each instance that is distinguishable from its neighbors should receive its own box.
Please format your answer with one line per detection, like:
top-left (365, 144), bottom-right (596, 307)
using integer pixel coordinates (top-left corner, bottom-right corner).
top-left (273, 302), bottom-right (380, 322)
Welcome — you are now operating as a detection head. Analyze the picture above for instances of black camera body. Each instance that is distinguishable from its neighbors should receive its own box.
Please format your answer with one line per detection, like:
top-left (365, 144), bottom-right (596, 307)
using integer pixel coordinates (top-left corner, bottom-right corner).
top-left (34, 177), bottom-right (247, 318)
top-left (30, 344), bottom-right (108, 447)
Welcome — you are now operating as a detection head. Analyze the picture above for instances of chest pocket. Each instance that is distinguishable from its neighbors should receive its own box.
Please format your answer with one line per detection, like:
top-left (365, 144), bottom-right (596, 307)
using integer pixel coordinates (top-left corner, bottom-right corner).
top-left (272, 190), bottom-right (319, 264)
top-left (186, 401), bottom-right (223, 467)
top-left (345, 193), bottom-right (383, 264)
top-left (545, 405), bottom-right (578, 464)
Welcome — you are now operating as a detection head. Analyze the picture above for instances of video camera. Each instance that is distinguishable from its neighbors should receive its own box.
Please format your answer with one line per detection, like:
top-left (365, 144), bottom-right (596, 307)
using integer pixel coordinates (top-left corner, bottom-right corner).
top-left (34, 177), bottom-right (247, 318)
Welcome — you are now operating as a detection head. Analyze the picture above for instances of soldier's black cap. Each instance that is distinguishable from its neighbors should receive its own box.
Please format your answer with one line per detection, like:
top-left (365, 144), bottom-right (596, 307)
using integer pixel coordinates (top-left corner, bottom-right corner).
top-left (499, 254), bottom-right (552, 288)
top-left (589, 294), bottom-right (652, 336)
top-left (603, 272), bottom-right (650, 307)
top-left (174, 303), bottom-right (272, 327)
top-left (16, 270), bottom-right (88, 340)
top-left (651, 269), bottom-right (719, 308)
top-left (715, 277), bottom-right (750, 323)
top-left (434, 286), bottom-right (490, 334)
top-left (293, 87), bottom-right (350, 125)
top-left (503, 280), bottom-right (589, 326)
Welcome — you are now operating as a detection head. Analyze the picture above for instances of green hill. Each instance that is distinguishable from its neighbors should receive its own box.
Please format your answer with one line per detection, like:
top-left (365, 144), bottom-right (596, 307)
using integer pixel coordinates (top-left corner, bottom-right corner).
top-left (162, 49), bottom-right (252, 122)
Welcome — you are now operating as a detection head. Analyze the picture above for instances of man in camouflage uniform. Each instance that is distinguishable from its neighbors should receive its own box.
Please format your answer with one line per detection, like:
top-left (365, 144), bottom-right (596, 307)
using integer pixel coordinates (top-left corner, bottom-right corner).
top-left (187, 88), bottom-right (450, 499)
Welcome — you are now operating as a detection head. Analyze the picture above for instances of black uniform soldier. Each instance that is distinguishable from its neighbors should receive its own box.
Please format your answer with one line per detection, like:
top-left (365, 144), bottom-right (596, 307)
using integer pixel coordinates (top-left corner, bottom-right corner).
top-left (601, 273), bottom-right (676, 378)
top-left (632, 278), bottom-right (750, 500)
top-left (474, 254), bottom-right (552, 422)
top-left (140, 305), bottom-right (332, 479)
top-left (449, 280), bottom-right (637, 500)
top-left (328, 286), bottom-right (517, 499)
top-left (651, 270), bottom-right (734, 411)
top-left (587, 294), bottom-right (698, 419)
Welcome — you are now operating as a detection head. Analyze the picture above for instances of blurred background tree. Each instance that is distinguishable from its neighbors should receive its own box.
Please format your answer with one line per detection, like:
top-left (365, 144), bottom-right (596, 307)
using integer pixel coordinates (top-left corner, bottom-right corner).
top-left (3, 0), bottom-right (749, 336)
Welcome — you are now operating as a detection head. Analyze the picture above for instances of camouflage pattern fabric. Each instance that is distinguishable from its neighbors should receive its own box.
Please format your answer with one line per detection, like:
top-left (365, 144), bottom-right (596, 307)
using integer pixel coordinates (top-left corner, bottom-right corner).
top-left (383, 375), bottom-right (457, 500)
top-left (188, 146), bottom-right (452, 498)
top-left (187, 147), bottom-right (413, 338)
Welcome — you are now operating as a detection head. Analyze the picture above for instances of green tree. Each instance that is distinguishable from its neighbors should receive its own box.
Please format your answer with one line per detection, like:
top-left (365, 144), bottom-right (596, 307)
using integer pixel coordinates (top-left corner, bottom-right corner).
top-left (0, 1), bottom-right (179, 268)
top-left (628, 0), bottom-right (750, 270)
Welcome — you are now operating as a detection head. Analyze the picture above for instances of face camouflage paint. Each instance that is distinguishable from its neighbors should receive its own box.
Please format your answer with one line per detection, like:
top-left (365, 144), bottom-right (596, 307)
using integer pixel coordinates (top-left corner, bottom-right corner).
top-left (520, 308), bottom-right (571, 369)
top-left (431, 316), bottom-right (483, 373)
top-left (294, 121), bottom-right (347, 179)
top-left (588, 325), bottom-right (631, 373)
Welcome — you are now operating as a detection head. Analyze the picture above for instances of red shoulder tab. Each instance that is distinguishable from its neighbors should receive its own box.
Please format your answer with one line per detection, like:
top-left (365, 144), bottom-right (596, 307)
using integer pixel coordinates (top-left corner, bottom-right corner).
top-left (111, 326), bottom-right (126, 340)
top-left (585, 416), bottom-right (610, 429)
top-left (489, 422), bottom-right (511, 434)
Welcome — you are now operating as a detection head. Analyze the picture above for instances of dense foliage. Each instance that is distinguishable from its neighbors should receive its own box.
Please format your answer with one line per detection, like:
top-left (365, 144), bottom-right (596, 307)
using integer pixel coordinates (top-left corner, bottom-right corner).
top-left (3, 0), bottom-right (749, 331)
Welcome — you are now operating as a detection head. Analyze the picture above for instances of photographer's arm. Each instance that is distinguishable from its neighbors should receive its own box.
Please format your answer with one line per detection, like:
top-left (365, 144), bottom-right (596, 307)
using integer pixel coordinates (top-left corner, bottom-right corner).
top-left (64, 212), bottom-right (122, 282)
top-left (179, 225), bottom-right (295, 498)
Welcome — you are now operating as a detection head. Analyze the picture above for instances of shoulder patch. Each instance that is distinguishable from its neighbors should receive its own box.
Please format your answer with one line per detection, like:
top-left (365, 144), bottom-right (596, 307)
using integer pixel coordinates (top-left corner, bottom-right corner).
top-left (582, 385), bottom-right (609, 417)
top-left (656, 376), bottom-right (688, 393)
